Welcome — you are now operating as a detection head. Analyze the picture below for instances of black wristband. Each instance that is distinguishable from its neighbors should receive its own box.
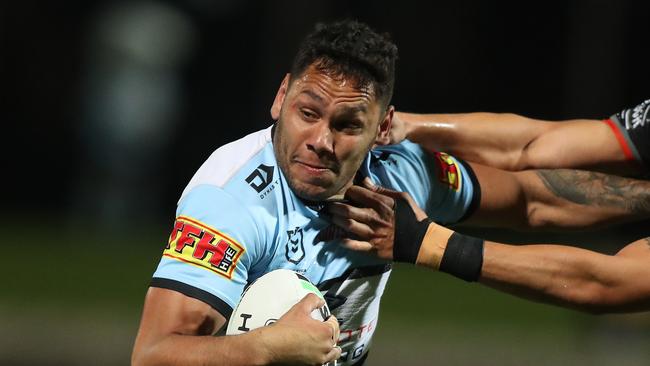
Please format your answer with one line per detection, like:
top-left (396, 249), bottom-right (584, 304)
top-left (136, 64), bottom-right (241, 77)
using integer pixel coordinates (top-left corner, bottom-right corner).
top-left (439, 232), bottom-right (484, 282)
top-left (393, 197), bottom-right (432, 263)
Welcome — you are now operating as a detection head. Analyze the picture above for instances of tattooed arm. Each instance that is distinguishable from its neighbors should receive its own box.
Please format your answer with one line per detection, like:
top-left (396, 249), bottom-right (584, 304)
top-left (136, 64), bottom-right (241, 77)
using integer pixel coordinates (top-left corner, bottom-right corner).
top-left (463, 163), bottom-right (650, 230)
top-left (535, 170), bottom-right (650, 216)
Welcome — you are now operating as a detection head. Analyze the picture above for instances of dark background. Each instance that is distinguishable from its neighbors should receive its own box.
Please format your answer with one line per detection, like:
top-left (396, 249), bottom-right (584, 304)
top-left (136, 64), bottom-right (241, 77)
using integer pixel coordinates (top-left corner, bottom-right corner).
top-left (2, 1), bottom-right (649, 365)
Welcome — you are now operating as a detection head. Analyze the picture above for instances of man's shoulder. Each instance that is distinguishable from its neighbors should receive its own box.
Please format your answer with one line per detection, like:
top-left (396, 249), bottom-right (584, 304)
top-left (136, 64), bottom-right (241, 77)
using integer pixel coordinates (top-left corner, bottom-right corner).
top-left (180, 126), bottom-right (275, 201)
top-left (366, 140), bottom-right (425, 171)
top-left (371, 140), bottom-right (423, 156)
top-left (175, 169), bottom-right (280, 259)
top-left (175, 125), bottom-right (286, 243)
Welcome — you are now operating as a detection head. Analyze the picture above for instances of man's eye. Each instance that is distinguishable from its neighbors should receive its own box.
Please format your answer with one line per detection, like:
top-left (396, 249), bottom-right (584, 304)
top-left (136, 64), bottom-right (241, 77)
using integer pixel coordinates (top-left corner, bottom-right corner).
top-left (338, 122), bottom-right (363, 134)
top-left (300, 109), bottom-right (318, 120)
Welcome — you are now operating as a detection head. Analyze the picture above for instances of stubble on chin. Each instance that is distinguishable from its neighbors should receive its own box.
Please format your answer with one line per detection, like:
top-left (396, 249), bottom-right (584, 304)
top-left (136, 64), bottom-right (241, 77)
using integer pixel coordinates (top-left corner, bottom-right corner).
top-left (284, 169), bottom-right (336, 201)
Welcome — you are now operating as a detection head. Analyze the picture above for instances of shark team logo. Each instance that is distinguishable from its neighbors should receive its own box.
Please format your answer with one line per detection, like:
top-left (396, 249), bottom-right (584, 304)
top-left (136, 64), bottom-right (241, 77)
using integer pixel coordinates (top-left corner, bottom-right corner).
top-left (285, 227), bottom-right (305, 264)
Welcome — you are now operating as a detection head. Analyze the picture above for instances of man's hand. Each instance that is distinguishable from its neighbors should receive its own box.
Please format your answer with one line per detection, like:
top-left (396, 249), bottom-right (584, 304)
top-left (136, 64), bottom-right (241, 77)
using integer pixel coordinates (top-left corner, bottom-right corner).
top-left (133, 289), bottom-right (340, 366)
top-left (326, 178), bottom-right (428, 260)
top-left (375, 110), bottom-right (412, 146)
top-left (261, 293), bottom-right (341, 365)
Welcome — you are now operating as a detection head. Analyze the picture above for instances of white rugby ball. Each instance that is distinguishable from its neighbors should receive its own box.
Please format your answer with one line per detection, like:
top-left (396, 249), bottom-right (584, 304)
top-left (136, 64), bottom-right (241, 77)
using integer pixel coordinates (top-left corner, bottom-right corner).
top-left (226, 269), bottom-right (330, 335)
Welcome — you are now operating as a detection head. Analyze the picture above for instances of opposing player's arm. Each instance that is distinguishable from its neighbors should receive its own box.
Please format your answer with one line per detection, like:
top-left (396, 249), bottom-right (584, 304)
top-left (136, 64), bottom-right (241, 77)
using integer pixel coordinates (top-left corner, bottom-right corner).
top-left (479, 237), bottom-right (650, 314)
top-left (463, 162), bottom-right (650, 230)
top-left (327, 181), bottom-right (650, 313)
top-left (393, 112), bottom-right (640, 175)
top-left (132, 288), bottom-right (340, 366)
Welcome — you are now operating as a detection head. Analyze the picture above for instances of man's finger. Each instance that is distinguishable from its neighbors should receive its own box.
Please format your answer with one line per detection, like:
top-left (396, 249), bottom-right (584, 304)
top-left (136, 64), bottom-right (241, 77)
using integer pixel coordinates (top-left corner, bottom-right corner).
top-left (362, 179), bottom-right (428, 221)
top-left (296, 293), bottom-right (325, 314)
top-left (330, 214), bottom-right (374, 239)
top-left (361, 177), bottom-right (376, 189)
top-left (340, 239), bottom-right (374, 252)
top-left (327, 202), bottom-right (382, 226)
top-left (362, 178), bottom-right (402, 200)
top-left (345, 185), bottom-right (394, 213)
top-left (325, 315), bottom-right (340, 342)
top-left (325, 346), bottom-right (342, 364)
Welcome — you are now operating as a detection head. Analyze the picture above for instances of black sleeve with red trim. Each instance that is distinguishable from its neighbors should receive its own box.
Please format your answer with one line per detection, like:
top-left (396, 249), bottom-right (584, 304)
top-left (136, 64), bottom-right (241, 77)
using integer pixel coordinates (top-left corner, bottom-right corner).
top-left (608, 99), bottom-right (650, 170)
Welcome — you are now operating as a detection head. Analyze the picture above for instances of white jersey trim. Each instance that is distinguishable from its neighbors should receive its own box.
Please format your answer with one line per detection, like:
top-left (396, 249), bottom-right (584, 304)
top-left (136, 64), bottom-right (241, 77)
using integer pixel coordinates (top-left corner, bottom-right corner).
top-left (179, 125), bottom-right (273, 203)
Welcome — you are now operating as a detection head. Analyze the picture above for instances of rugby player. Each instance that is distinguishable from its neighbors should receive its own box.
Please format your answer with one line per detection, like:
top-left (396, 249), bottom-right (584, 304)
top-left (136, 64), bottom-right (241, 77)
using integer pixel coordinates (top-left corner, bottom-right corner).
top-left (132, 21), bottom-right (649, 366)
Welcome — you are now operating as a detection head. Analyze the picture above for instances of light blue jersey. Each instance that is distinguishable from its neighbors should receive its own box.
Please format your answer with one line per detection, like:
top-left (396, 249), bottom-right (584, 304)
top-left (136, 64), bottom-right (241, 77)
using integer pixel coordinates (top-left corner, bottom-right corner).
top-left (151, 125), bottom-right (478, 364)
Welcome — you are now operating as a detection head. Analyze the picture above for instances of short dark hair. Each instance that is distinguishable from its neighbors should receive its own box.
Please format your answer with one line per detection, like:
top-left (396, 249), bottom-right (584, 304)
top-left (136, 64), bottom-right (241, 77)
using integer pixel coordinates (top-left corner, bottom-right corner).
top-left (290, 20), bottom-right (398, 107)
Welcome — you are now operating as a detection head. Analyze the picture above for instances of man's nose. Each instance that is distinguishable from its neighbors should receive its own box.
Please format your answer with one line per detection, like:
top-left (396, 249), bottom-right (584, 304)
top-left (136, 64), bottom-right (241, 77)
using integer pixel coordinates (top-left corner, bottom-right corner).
top-left (305, 121), bottom-right (334, 156)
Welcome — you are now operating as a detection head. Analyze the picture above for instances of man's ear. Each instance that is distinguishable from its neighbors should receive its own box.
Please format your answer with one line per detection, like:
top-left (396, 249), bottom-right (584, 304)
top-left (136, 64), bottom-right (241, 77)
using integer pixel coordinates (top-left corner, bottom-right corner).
top-left (374, 105), bottom-right (394, 146)
top-left (270, 74), bottom-right (290, 120)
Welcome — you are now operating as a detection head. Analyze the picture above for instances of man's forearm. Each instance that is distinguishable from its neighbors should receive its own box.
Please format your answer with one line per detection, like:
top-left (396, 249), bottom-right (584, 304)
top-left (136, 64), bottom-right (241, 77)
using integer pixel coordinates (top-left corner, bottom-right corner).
top-left (526, 169), bottom-right (650, 228)
top-left (418, 224), bottom-right (650, 313)
top-left (479, 242), bottom-right (636, 313)
top-left (462, 164), bottom-right (650, 231)
top-left (535, 169), bottom-right (650, 216)
top-left (133, 330), bottom-right (273, 366)
top-left (398, 111), bottom-right (551, 170)
top-left (398, 112), bottom-right (634, 174)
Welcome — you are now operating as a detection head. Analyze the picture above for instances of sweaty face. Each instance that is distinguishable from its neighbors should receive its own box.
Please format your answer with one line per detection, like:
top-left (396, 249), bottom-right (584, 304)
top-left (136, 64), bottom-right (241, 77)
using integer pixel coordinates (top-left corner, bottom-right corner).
top-left (272, 66), bottom-right (387, 201)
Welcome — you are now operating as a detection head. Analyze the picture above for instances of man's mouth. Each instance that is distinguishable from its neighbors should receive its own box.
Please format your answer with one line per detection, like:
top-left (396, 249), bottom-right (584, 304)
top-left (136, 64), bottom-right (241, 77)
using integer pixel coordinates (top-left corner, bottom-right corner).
top-left (295, 161), bottom-right (331, 173)
top-left (294, 159), bottom-right (337, 174)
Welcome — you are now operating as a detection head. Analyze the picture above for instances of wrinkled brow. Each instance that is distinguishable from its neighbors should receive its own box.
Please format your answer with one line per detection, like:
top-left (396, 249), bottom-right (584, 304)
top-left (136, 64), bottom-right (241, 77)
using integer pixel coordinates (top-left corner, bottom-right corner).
top-left (299, 90), bottom-right (325, 104)
top-left (299, 90), bottom-right (369, 114)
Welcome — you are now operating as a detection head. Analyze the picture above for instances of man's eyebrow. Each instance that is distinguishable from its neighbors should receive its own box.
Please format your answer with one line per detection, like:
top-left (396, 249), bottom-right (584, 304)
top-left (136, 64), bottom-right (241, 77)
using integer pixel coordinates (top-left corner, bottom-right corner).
top-left (333, 104), bottom-right (368, 119)
top-left (299, 89), bottom-right (369, 114)
top-left (299, 90), bottom-right (324, 103)
top-left (345, 104), bottom-right (368, 114)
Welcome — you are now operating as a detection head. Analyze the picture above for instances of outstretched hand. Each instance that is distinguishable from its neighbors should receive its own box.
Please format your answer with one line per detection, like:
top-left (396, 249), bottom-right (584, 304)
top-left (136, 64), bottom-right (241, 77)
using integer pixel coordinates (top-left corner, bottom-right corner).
top-left (326, 178), bottom-right (427, 260)
top-left (375, 111), bottom-right (411, 146)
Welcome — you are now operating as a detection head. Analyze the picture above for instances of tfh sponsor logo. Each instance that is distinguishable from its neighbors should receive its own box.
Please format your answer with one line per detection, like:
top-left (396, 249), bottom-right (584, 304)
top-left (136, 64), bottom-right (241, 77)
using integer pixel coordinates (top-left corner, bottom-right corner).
top-left (165, 216), bottom-right (245, 279)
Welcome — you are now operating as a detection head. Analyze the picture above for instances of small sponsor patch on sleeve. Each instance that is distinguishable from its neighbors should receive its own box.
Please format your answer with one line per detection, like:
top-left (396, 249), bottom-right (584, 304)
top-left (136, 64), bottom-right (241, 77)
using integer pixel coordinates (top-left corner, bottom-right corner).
top-left (434, 152), bottom-right (462, 191)
top-left (164, 216), bottom-right (245, 279)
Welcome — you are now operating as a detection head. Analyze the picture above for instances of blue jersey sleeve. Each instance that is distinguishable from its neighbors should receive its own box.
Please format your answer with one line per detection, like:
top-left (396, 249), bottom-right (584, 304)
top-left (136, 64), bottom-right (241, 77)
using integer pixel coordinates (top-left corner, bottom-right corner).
top-left (364, 141), bottom-right (479, 224)
top-left (151, 184), bottom-right (263, 318)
